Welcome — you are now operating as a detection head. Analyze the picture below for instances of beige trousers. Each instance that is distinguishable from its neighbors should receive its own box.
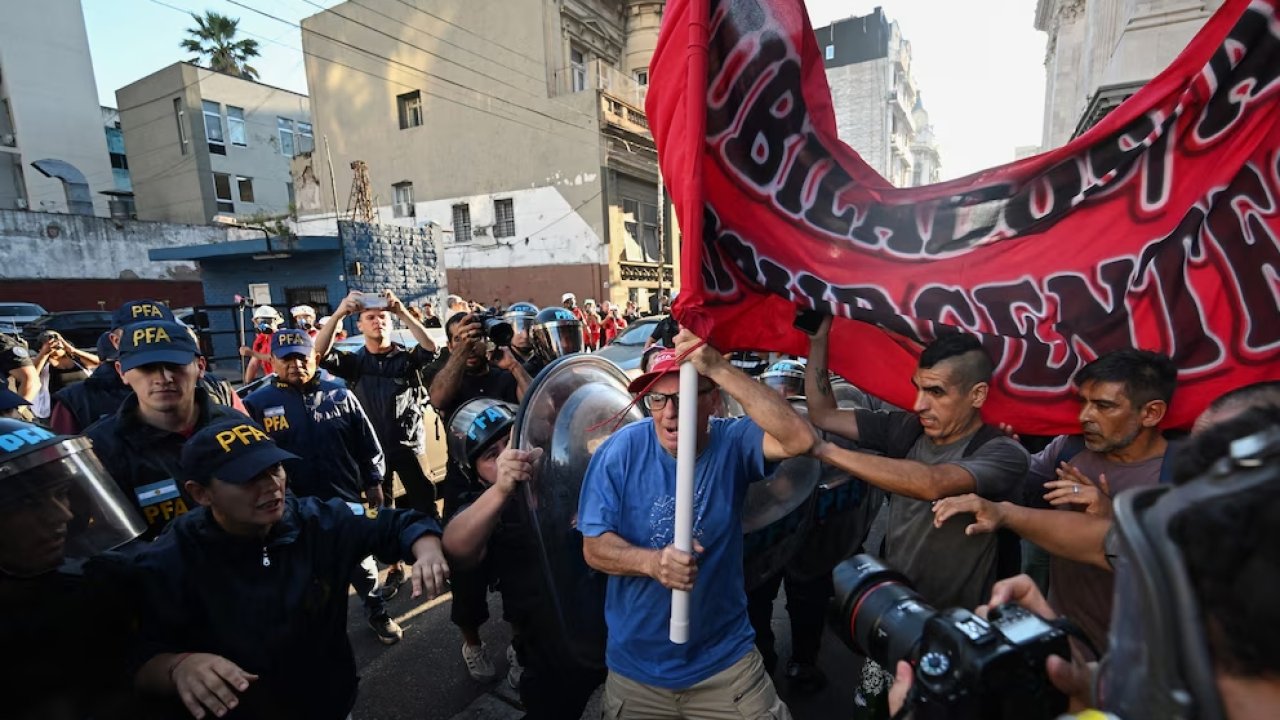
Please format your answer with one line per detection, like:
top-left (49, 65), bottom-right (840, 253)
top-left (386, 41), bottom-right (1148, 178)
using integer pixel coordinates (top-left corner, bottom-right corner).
top-left (601, 648), bottom-right (792, 719)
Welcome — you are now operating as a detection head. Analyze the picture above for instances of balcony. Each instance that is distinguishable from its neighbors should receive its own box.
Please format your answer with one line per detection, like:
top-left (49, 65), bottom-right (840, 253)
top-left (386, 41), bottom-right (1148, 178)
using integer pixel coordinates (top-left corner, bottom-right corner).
top-left (619, 261), bottom-right (673, 284)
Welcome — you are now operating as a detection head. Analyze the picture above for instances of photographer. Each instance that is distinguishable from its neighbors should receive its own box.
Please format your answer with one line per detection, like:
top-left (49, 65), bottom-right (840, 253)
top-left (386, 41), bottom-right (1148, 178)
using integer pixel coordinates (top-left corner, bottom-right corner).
top-left (424, 311), bottom-right (530, 680)
top-left (32, 330), bottom-right (98, 418)
top-left (315, 289), bottom-right (439, 596)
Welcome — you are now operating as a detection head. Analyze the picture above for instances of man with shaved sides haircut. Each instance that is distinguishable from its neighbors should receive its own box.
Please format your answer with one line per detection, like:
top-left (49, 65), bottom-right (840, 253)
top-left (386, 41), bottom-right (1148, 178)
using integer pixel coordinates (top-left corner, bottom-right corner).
top-left (804, 319), bottom-right (1029, 609)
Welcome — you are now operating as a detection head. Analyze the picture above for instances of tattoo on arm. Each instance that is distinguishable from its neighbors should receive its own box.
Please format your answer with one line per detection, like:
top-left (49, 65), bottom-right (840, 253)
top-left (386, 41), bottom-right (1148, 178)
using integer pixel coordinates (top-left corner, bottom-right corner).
top-left (818, 374), bottom-right (833, 397)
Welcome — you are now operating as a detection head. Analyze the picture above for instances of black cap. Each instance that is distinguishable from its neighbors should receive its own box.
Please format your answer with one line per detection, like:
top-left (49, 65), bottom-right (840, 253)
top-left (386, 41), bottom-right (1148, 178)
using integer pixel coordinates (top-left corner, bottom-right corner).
top-left (0, 386), bottom-right (31, 413)
top-left (117, 321), bottom-right (198, 372)
top-left (112, 299), bottom-right (175, 330)
top-left (180, 418), bottom-right (299, 485)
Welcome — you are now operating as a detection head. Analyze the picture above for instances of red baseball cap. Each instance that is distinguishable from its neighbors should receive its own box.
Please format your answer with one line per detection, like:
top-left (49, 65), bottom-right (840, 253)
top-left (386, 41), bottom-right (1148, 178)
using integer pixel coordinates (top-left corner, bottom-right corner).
top-left (628, 348), bottom-right (683, 393)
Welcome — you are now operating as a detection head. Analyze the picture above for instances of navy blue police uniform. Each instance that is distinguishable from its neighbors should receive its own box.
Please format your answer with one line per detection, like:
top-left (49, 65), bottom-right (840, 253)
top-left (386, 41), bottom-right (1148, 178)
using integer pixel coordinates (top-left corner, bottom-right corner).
top-left (129, 419), bottom-right (442, 720)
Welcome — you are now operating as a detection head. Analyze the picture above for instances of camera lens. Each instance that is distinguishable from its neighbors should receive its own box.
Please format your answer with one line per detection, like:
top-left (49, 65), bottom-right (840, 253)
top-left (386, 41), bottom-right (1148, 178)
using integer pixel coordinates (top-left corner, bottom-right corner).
top-left (830, 554), bottom-right (934, 669)
top-left (485, 318), bottom-right (514, 347)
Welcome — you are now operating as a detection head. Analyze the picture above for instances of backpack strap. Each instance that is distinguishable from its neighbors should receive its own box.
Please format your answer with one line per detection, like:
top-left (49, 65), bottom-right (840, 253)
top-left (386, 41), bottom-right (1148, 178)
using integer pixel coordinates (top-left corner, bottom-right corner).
top-left (961, 423), bottom-right (1024, 582)
top-left (1158, 438), bottom-right (1182, 485)
top-left (1054, 434), bottom-right (1088, 467)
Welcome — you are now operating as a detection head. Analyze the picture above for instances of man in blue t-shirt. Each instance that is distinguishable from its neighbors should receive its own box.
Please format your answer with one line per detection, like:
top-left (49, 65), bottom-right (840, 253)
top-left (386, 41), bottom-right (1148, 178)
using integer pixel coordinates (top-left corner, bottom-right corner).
top-left (578, 331), bottom-right (819, 718)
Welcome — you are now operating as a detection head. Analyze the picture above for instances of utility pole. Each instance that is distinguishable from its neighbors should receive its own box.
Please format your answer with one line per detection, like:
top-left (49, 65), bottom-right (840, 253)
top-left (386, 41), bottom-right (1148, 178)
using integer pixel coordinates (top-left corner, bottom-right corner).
top-left (656, 167), bottom-right (664, 311)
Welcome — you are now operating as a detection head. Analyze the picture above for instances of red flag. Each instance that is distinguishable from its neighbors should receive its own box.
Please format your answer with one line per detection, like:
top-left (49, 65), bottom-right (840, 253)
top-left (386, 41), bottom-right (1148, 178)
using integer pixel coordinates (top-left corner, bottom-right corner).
top-left (647, 0), bottom-right (1280, 434)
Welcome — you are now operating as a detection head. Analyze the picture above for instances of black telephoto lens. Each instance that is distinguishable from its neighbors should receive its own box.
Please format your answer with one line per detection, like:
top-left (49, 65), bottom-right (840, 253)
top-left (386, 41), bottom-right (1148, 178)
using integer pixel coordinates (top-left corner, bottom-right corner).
top-left (830, 554), bottom-right (935, 670)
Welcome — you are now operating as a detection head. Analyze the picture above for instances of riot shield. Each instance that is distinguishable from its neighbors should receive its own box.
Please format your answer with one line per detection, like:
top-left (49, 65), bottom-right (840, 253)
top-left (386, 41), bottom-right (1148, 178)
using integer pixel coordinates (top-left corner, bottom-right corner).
top-left (740, 399), bottom-right (820, 590)
top-left (509, 354), bottom-right (644, 671)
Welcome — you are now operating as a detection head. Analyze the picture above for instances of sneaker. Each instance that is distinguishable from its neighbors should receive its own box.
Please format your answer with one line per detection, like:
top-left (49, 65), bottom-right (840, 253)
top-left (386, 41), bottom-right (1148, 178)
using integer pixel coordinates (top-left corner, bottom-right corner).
top-left (506, 643), bottom-right (523, 689)
top-left (369, 613), bottom-right (403, 645)
top-left (380, 565), bottom-right (406, 601)
top-left (462, 642), bottom-right (497, 681)
top-left (785, 660), bottom-right (827, 695)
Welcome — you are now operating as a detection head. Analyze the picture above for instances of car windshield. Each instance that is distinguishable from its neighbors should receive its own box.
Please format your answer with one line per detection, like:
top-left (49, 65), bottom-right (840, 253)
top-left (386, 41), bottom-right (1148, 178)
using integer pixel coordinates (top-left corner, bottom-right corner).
top-left (0, 303), bottom-right (46, 315)
top-left (613, 320), bottom-right (657, 346)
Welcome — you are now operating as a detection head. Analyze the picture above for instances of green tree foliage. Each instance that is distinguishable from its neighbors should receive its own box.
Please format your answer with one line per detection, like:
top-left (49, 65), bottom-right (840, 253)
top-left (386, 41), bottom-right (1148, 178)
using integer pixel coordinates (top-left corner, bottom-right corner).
top-left (181, 11), bottom-right (261, 80)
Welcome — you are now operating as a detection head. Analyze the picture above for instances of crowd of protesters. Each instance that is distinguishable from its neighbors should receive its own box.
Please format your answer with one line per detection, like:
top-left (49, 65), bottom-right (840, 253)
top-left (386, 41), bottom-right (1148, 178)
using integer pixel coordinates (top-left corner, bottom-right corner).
top-left (0, 289), bottom-right (1275, 720)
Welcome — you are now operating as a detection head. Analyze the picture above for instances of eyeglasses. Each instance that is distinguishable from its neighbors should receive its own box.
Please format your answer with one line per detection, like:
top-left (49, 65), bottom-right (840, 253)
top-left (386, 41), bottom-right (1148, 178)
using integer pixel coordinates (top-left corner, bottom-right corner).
top-left (642, 385), bottom-right (715, 411)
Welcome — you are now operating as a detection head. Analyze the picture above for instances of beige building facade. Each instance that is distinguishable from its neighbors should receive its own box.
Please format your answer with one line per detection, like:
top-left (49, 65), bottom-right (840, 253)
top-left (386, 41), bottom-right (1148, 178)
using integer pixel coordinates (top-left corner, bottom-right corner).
top-left (298, 0), bottom-right (677, 310)
top-left (815, 9), bottom-right (942, 187)
top-left (1036, 0), bottom-right (1225, 149)
top-left (117, 63), bottom-right (311, 225)
top-left (0, 0), bottom-right (115, 216)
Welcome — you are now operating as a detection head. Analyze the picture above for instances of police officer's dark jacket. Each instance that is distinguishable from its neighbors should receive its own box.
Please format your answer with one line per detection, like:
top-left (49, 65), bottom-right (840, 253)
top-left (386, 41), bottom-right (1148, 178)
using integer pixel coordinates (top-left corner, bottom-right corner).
top-left (86, 389), bottom-right (246, 540)
top-left (130, 496), bottom-right (441, 720)
top-left (243, 377), bottom-right (384, 504)
top-left (321, 342), bottom-right (435, 454)
top-left (53, 361), bottom-right (132, 433)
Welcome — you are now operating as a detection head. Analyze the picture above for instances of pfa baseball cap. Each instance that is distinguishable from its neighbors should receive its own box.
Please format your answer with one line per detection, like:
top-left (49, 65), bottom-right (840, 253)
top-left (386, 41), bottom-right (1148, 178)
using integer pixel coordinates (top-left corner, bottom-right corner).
top-left (270, 329), bottom-right (314, 359)
top-left (181, 418), bottom-right (299, 485)
top-left (117, 321), bottom-right (198, 373)
top-left (112, 299), bottom-right (175, 330)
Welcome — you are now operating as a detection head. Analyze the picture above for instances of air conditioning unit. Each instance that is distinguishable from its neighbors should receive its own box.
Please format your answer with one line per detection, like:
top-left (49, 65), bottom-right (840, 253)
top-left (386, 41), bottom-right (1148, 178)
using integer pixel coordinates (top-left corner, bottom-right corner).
top-left (0, 133), bottom-right (15, 147)
top-left (394, 203), bottom-right (415, 218)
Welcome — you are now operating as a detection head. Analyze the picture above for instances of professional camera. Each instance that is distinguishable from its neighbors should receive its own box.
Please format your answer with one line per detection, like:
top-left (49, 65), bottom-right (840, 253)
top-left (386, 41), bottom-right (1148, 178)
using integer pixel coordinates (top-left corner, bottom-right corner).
top-left (472, 310), bottom-right (514, 348)
top-left (830, 554), bottom-right (1070, 720)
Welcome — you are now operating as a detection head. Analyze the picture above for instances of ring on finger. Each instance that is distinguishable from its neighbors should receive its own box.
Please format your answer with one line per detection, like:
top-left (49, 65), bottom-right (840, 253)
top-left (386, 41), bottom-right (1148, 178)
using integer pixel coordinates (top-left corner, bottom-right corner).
top-left (1073, 484), bottom-right (1080, 494)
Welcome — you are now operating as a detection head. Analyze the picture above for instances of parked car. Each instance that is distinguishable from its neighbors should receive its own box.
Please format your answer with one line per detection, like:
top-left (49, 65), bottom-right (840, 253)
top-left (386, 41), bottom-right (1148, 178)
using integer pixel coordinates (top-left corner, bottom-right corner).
top-left (594, 315), bottom-right (663, 378)
top-left (0, 302), bottom-right (49, 335)
top-left (22, 310), bottom-right (115, 351)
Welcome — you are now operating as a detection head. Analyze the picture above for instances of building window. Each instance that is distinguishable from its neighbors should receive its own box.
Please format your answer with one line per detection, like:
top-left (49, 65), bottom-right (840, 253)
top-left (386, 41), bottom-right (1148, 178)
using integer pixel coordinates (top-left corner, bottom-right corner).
top-left (286, 181), bottom-right (295, 208)
top-left (296, 121), bottom-right (314, 154)
top-left (623, 196), bottom-right (661, 262)
top-left (570, 46), bottom-right (587, 92)
top-left (278, 117), bottom-right (295, 157)
top-left (212, 172), bottom-right (234, 213)
top-left (452, 203), bottom-right (471, 243)
top-left (825, 45), bottom-right (835, 60)
top-left (634, 69), bottom-right (648, 86)
top-left (109, 152), bottom-right (128, 170)
top-left (397, 91), bottom-right (423, 129)
top-left (174, 98), bottom-right (189, 154)
top-left (493, 198), bottom-right (515, 238)
top-left (203, 100), bottom-right (225, 154)
top-left (393, 182), bottom-right (414, 218)
top-left (237, 176), bottom-right (254, 203)
top-left (227, 106), bottom-right (247, 146)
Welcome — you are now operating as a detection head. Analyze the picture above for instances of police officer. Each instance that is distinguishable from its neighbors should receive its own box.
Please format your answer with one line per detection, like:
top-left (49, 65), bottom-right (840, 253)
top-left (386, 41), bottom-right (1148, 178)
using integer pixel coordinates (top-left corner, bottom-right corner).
top-left (503, 302), bottom-right (542, 377)
top-left (242, 305), bottom-right (283, 384)
top-left (129, 418), bottom-right (448, 720)
top-left (527, 306), bottom-right (586, 368)
top-left (86, 319), bottom-right (246, 540)
top-left (0, 417), bottom-right (147, 719)
top-left (425, 311), bottom-right (530, 680)
top-left (442, 398), bottom-right (606, 717)
top-left (50, 300), bottom-right (174, 434)
top-left (314, 289), bottom-right (439, 595)
top-left (0, 326), bottom-right (38, 405)
top-left (243, 329), bottom-right (403, 644)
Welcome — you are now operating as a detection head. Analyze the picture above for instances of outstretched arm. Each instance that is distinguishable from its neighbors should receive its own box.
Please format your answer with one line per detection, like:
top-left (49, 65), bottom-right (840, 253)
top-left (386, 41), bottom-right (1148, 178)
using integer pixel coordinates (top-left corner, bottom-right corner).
top-left (804, 315), bottom-right (861, 441)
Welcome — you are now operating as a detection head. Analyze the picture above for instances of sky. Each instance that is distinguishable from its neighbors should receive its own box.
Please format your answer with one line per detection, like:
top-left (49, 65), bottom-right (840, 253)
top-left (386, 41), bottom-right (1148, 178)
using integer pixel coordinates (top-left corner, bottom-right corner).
top-left (83, 0), bottom-right (1047, 181)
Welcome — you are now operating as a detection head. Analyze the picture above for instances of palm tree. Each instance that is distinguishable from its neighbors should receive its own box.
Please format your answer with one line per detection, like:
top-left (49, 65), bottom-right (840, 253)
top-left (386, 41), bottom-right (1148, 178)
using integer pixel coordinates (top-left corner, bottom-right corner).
top-left (181, 11), bottom-right (261, 80)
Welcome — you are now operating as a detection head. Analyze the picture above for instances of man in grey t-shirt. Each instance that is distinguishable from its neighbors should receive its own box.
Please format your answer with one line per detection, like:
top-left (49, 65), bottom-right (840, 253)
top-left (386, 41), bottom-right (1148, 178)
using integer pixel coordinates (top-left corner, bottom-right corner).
top-left (805, 321), bottom-right (1029, 610)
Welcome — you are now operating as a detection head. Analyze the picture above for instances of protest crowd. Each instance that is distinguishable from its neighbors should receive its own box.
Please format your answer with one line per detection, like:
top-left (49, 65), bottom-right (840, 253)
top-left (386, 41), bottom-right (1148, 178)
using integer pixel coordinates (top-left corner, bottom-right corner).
top-left (0, 282), bottom-right (1277, 720)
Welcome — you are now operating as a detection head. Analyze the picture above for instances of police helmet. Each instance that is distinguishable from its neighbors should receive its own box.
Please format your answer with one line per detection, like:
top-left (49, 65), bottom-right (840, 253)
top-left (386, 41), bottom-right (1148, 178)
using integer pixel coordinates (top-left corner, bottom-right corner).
top-left (503, 303), bottom-right (540, 337)
top-left (529, 306), bottom-right (584, 363)
top-left (0, 419), bottom-right (145, 577)
top-left (252, 305), bottom-right (282, 322)
top-left (760, 358), bottom-right (807, 399)
top-left (447, 398), bottom-right (517, 474)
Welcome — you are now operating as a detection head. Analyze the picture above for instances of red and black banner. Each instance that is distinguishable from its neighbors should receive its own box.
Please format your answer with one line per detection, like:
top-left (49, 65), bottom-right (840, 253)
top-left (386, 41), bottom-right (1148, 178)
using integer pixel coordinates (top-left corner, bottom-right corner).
top-left (647, 0), bottom-right (1280, 434)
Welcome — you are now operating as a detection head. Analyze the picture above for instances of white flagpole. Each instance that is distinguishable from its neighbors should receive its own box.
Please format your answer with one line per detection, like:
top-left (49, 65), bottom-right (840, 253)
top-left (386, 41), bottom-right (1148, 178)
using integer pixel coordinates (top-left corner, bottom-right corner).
top-left (670, 361), bottom-right (699, 643)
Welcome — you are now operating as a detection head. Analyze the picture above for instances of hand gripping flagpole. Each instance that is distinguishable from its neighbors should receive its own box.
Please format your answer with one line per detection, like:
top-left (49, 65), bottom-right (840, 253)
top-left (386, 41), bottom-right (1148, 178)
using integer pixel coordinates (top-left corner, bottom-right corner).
top-left (670, 0), bottom-right (711, 645)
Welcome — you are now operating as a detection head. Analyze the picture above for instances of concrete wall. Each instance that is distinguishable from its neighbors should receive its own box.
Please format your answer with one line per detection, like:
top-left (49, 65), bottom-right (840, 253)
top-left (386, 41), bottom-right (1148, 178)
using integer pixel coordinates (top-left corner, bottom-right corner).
top-left (0, 208), bottom-right (221, 281)
top-left (0, 0), bottom-right (115, 215)
top-left (118, 63), bottom-right (310, 225)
